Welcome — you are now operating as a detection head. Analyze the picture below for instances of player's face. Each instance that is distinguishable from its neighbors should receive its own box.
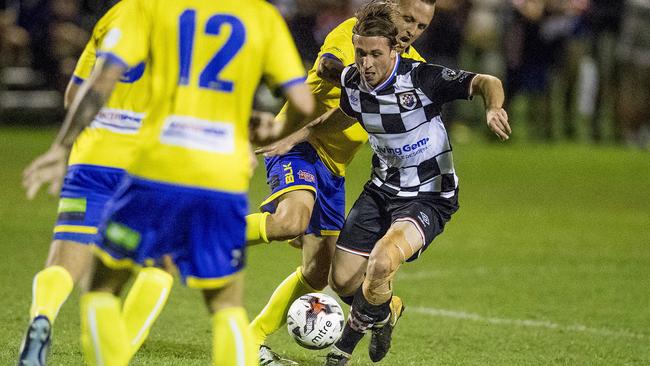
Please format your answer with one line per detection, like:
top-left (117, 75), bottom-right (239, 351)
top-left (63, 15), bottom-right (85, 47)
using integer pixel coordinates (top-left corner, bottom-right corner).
top-left (395, 0), bottom-right (435, 52)
top-left (353, 35), bottom-right (397, 87)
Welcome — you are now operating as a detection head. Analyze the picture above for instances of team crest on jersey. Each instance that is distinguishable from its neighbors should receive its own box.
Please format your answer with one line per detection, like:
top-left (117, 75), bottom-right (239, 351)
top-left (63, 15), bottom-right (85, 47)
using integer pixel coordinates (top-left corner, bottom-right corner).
top-left (398, 91), bottom-right (417, 110)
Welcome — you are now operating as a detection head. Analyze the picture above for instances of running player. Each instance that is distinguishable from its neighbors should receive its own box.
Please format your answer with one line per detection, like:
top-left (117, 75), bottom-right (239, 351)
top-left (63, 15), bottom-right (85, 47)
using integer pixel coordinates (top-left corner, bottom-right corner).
top-left (18, 3), bottom-right (173, 365)
top-left (245, 1), bottom-right (436, 363)
top-left (23, 0), bottom-right (314, 364)
top-left (261, 4), bottom-right (510, 365)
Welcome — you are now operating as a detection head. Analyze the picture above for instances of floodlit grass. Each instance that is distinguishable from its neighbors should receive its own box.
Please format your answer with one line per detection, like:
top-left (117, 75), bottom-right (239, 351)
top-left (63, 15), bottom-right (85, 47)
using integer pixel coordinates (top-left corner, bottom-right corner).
top-left (0, 127), bottom-right (648, 365)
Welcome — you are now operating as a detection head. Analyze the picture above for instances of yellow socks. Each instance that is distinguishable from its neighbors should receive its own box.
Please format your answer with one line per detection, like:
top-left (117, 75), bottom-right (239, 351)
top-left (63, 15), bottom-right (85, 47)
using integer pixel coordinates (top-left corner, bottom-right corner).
top-left (213, 307), bottom-right (257, 366)
top-left (30, 265), bottom-right (74, 321)
top-left (122, 267), bottom-right (173, 356)
top-left (249, 267), bottom-right (316, 346)
top-left (246, 212), bottom-right (270, 246)
top-left (80, 292), bottom-right (129, 366)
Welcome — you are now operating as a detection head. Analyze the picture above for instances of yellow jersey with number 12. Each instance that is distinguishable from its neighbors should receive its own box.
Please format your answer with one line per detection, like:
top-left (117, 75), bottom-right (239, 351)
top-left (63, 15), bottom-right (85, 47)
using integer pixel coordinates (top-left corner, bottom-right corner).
top-left (68, 1), bottom-right (151, 169)
top-left (99, 0), bottom-right (306, 193)
top-left (277, 17), bottom-right (425, 177)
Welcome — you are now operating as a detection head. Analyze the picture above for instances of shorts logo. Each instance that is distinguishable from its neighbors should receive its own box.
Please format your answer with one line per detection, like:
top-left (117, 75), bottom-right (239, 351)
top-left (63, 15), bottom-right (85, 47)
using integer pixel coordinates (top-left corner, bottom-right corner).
top-left (417, 211), bottom-right (430, 227)
top-left (105, 222), bottom-right (141, 251)
top-left (283, 163), bottom-right (294, 184)
top-left (57, 197), bottom-right (87, 221)
top-left (298, 170), bottom-right (315, 183)
top-left (230, 249), bottom-right (243, 267)
top-left (398, 91), bottom-right (417, 110)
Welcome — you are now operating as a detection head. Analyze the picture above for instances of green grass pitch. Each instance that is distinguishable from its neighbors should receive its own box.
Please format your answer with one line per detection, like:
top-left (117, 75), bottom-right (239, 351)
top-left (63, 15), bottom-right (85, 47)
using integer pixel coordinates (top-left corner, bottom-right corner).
top-left (0, 127), bottom-right (648, 365)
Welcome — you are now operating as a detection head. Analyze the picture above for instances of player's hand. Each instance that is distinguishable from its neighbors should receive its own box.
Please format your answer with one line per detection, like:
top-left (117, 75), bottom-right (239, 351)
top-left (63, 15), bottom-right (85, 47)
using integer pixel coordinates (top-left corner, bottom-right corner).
top-left (255, 133), bottom-right (299, 157)
top-left (486, 107), bottom-right (511, 141)
top-left (22, 144), bottom-right (70, 200)
top-left (249, 146), bottom-right (259, 173)
top-left (250, 110), bottom-right (282, 145)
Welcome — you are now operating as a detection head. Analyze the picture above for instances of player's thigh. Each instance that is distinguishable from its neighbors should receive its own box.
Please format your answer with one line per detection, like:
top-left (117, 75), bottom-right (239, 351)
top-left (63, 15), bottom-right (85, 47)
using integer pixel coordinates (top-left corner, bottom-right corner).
top-left (202, 272), bottom-right (245, 314)
top-left (301, 234), bottom-right (337, 290)
top-left (373, 220), bottom-right (426, 262)
top-left (275, 189), bottom-right (316, 221)
top-left (328, 248), bottom-right (368, 296)
top-left (46, 239), bottom-right (95, 283)
top-left (88, 256), bottom-right (133, 295)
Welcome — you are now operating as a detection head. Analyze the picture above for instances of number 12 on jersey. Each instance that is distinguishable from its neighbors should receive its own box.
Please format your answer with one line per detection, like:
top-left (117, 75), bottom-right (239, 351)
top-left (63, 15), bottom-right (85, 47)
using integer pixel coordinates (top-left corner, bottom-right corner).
top-left (178, 10), bottom-right (246, 92)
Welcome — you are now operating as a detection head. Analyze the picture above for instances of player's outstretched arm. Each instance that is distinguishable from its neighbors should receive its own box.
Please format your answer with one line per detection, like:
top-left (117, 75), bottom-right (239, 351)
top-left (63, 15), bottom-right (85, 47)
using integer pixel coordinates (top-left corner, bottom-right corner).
top-left (268, 83), bottom-right (315, 141)
top-left (317, 56), bottom-right (345, 87)
top-left (471, 74), bottom-right (511, 141)
top-left (22, 57), bottom-right (125, 200)
top-left (255, 107), bottom-right (353, 157)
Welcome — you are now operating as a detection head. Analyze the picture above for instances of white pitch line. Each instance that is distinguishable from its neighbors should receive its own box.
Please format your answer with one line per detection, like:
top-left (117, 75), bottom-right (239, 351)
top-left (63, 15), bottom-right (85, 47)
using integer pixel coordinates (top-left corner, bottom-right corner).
top-left (409, 306), bottom-right (647, 340)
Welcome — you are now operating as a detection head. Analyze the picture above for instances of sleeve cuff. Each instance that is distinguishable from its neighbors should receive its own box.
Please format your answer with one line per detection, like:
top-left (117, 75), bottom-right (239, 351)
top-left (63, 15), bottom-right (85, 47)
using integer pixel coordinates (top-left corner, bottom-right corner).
top-left (96, 51), bottom-right (131, 70)
top-left (71, 75), bottom-right (85, 85)
top-left (279, 76), bottom-right (306, 90)
top-left (320, 53), bottom-right (342, 62)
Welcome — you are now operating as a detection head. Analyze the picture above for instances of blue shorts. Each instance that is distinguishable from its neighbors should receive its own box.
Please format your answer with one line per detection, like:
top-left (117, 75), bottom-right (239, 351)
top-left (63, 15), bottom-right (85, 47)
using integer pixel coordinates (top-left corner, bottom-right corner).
top-left (260, 142), bottom-right (345, 236)
top-left (95, 176), bottom-right (248, 289)
top-left (53, 164), bottom-right (126, 244)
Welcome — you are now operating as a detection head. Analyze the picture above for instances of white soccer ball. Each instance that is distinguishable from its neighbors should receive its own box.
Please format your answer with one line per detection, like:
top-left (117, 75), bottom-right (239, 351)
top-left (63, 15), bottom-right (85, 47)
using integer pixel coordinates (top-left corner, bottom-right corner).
top-left (286, 293), bottom-right (345, 350)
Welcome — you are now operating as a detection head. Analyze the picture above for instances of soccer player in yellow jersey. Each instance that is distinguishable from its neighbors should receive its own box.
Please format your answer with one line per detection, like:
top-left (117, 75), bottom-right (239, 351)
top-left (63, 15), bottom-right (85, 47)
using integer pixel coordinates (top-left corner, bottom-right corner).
top-left (23, 0), bottom-right (314, 365)
top-left (245, 0), bottom-right (437, 363)
top-left (18, 3), bottom-right (172, 365)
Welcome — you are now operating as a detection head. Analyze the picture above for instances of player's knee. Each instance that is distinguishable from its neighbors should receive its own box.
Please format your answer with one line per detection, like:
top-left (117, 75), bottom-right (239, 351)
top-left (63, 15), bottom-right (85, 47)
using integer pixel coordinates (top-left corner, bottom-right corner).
top-left (367, 240), bottom-right (402, 283)
top-left (302, 260), bottom-right (330, 291)
top-left (328, 270), bottom-right (357, 296)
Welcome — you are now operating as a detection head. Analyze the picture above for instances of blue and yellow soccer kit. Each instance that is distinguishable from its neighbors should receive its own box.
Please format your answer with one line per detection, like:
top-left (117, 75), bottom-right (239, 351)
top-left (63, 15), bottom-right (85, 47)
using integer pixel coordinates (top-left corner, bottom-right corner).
top-left (94, 0), bottom-right (306, 287)
top-left (262, 17), bottom-right (425, 237)
top-left (54, 1), bottom-right (150, 244)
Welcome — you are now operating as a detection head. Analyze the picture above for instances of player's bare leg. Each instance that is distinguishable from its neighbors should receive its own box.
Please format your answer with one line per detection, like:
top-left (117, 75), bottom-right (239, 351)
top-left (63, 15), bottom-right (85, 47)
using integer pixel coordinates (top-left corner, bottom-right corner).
top-left (325, 221), bottom-right (422, 365)
top-left (203, 273), bottom-right (257, 366)
top-left (18, 240), bottom-right (92, 366)
top-left (247, 190), bottom-right (315, 245)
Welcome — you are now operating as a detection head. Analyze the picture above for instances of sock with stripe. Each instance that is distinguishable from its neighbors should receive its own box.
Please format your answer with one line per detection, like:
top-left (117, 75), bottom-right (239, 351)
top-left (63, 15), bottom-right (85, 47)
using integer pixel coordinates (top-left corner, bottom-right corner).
top-left (80, 292), bottom-right (129, 366)
top-left (334, 287), bottom-right (390, 355)
top-left (30, 265), bottom-right (74, 322)
top-left (213, 307), bottom-right (257, 366)
top-left (122, 267), bottom-right (173, 357)
top-left (249, 266), bottom-right (316, 346)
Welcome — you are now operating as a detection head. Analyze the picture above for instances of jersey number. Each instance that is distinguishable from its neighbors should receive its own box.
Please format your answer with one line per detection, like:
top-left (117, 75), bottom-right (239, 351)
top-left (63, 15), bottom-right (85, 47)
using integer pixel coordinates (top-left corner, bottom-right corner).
top-left (178, 10), bottom-right (245, 92)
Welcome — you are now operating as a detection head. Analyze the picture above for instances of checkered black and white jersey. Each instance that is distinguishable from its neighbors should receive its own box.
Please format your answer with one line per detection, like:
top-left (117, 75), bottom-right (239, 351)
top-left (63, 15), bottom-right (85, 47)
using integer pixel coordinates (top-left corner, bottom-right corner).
top-left (339, 56), bottom-right (476, 198)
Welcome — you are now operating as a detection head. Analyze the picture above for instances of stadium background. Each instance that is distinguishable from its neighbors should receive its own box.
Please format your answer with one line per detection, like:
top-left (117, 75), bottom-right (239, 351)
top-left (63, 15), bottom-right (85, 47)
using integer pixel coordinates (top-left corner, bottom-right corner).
top-left (0, 0), bottom-right (648, 365)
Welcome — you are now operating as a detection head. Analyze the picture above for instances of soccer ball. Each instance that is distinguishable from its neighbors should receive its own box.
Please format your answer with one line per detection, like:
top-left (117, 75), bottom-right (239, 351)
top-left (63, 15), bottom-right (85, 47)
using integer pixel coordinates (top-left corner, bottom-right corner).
top-left (286, 293), bottom-right (345, 350)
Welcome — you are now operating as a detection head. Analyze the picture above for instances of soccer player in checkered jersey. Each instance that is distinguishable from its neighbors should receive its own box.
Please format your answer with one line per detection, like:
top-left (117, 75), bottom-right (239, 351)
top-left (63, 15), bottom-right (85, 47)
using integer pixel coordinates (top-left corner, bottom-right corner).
top-left (258, 3), bottom-right (510, 365)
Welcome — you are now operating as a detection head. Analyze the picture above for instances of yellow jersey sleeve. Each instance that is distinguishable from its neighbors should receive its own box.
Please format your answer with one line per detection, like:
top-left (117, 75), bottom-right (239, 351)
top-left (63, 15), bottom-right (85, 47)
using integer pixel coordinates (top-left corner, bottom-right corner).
top-left (262, 7), bottom-right (306, 90)
top-left (72, 40), bottom-right (96, 84)
top-left (319, 18), bottom-right (356, 66)
top-left (99, 0), bottom-right (152, 68)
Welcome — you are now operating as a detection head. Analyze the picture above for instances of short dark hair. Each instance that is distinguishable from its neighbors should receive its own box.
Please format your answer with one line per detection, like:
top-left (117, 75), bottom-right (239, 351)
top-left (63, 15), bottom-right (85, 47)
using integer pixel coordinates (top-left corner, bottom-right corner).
top-left (352, 0), bottom-right (399, 48)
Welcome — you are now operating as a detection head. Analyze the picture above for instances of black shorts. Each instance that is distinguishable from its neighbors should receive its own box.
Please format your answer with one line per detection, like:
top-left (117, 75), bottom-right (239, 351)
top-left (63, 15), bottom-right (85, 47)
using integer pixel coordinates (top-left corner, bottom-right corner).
top-left (337, 182), bottom-right (459, 262)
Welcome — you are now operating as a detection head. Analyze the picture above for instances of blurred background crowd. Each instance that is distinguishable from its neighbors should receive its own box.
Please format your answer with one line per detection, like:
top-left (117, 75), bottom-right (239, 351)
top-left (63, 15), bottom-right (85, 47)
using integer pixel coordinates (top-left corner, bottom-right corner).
top-left (1, 0), bottom-right (648, 147)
